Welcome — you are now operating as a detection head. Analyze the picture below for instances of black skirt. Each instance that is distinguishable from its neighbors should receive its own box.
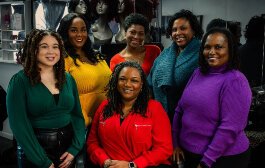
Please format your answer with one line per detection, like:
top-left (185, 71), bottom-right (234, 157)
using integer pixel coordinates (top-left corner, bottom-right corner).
top-left (17, 124), bottom-right (74, 168)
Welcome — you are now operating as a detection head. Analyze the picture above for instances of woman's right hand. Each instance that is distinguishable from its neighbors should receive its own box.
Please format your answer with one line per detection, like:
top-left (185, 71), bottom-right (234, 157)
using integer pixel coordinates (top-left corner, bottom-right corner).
top-left (49, 163), bottom-right (55, 168)
top-left (172, 147), bottom-right (185, 164)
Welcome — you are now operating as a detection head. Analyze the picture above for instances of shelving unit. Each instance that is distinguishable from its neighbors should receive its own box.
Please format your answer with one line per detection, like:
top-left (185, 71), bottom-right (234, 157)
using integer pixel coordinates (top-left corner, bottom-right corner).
top-left (0, 1), bottom-right (31, 63)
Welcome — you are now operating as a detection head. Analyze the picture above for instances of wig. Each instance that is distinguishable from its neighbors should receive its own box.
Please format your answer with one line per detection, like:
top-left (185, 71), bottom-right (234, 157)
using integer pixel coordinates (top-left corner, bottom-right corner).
top-left (57, 13), bottom-right (105, 66)
top-left (199, 27), bottom-right (239, 74)
top-left (103, 61), bottom-right (150, 120)
top-left (68, 0), bottom-right (93, 22)
top-left (115, 0), bottom-right (134, 23)
top-left (90, 0), bottom-right (117, 22)
top-left (16, 29), bottom-right (66, 89)
top-left (166, 9), bottom-right (204, 39)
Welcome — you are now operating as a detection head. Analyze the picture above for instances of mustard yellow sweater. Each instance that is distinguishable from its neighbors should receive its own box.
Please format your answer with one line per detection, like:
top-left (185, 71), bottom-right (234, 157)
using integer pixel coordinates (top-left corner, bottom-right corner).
top-left (65, 56), bottom-right (111, 126)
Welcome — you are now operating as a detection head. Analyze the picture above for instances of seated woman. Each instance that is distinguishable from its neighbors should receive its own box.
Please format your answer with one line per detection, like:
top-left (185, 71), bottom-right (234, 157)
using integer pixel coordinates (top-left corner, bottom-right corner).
top-left (110, 13), bottom-right (161, 75)
top-left (87, 61), bottom-right (173, 168)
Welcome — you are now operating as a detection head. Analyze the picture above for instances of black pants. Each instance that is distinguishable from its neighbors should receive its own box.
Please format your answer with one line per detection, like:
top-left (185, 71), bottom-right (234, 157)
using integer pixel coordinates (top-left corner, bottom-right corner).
top-left (17, 124), bottom-right (74, 168)
top-left (182, 148), bottom-right (250, 168)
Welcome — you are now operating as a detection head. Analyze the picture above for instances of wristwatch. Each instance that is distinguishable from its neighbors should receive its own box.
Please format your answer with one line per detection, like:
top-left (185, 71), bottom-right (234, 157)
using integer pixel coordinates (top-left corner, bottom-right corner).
top-left (129, 161), bottom-right (135, 168)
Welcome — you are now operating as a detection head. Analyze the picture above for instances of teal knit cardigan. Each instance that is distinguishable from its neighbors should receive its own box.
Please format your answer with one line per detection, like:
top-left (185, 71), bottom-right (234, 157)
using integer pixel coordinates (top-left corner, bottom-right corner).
top-left (147, 38), bottom-right (201, 113)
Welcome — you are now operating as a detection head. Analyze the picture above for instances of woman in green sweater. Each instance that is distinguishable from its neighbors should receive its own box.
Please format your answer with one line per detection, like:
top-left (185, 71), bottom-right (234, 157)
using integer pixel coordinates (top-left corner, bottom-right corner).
top-left (6, 29), bottom-right (85, 168)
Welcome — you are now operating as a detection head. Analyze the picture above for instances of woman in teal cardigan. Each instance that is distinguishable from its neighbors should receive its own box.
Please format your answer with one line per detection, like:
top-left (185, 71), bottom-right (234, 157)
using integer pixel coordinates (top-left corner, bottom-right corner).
top-left (6, 29), bottom-right (85, 168)
top-left (147, 9), bottom-right (204, 123)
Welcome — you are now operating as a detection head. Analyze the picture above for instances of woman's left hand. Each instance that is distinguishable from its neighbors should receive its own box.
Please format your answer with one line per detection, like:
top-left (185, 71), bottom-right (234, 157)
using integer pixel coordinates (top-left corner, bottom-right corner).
top-left (59, 152), bottom-right (74, 168)
top-left (109, 160), bottom-right (130, 168)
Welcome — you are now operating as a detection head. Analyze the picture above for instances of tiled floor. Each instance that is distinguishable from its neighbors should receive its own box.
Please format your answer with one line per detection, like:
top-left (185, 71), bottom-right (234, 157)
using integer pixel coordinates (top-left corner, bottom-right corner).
top-left (0, 136), bottom-right (17, 168)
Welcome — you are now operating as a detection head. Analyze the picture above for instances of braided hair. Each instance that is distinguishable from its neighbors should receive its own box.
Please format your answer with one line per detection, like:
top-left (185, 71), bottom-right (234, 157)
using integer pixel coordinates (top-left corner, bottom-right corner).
top-left (103, 61), bottom-right (150, 120)
top-left (16, 29), bottom-right (66, 89)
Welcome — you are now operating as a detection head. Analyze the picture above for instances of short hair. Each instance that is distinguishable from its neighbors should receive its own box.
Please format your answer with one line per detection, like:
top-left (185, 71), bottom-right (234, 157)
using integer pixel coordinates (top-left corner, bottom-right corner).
top-left (103, 61), bottom-right (150, 120)
top-left (124, 13), bottom-right (150, 33)
top-left (57, 13), bottom-right (105, 65)
top-left (244, 15), bottom-right (265, 41)
top-left (17, 29), bottom-right (66, 89)
top-left (199, 27), bottom-right (239, 74)
top-left (206, 18), bottom-right (227, 32)
top-left (166, 9), bottom-right (204, 39)
top-left (90, 0), bottom-right (117, 22)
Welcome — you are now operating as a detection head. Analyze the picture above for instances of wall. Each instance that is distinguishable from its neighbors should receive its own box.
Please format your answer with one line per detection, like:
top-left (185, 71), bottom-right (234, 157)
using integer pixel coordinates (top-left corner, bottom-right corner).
top-left (160, 0), bottom-right (265, 48)
top-left (0, 62), bottom-right (22, 139)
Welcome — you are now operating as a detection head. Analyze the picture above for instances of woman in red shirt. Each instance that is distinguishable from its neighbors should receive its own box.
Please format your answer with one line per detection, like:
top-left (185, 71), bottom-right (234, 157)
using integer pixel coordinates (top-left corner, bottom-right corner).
top-left (87, 61), bottom-right (172, 168)
top-left (110, 13), bottom-right (161, 75)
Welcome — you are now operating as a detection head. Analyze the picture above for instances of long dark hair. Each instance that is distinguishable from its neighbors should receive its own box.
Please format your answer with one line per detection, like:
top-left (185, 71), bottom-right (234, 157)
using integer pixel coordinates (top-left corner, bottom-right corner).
top-left (68, 0), bottom-right (93, 22)
top-left (199, 27), bottom-right (239, 74)
top-left (57, 13), bottom-right (105, 66)
top-left (103, 61), bottom-right (150, 120)
top-left (17, 29), bottom-right (66, 89)
top-left (90, 0), bottom-right (117, 22)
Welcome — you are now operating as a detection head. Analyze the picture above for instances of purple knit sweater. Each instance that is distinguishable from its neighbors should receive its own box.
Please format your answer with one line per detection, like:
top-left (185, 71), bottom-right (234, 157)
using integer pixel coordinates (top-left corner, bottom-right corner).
top-left (172, 66), bottom-right (252, 167)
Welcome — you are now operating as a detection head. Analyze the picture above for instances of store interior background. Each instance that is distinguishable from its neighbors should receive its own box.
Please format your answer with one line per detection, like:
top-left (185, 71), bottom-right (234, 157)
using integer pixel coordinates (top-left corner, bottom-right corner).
top-left (0, 0), bottom-right (265, 139)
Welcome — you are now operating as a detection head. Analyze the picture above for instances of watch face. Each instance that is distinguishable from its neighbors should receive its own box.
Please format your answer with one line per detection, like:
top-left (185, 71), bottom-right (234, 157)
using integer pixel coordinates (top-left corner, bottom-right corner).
top-left (129, 162), bottom-right (135, 168)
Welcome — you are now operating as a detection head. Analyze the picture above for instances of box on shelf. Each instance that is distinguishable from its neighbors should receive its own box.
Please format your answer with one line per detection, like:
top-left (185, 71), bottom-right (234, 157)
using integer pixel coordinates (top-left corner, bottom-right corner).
top-left (11, 13), bottom-right (23, 30)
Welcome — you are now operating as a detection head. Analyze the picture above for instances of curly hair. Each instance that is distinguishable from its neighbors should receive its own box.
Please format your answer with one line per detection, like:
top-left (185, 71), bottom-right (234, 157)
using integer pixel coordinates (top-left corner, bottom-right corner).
top-left (90, 0), bottom-right (117, 22)
top-left (166, 9), bottom-right (204, 39)
top-left (103, 61), bottom-right (150, 120)
top-left (124, 13), bottom-right (150, 34)
top-left (16, 29), bottom-right (66, 89)
top-left (199, 27), bottom-right (239, 74)
top-left (68, 0), bottom-right (94, 22)
top-left (57, 13), bottom-right (105, 66)
top-left (244, 15), bottom-right (265, 41)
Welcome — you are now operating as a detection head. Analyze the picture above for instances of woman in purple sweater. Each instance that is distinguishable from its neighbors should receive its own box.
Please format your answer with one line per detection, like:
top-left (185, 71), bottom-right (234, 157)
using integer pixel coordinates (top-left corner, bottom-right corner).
top-left (172, 27), bottom-right (252, 168)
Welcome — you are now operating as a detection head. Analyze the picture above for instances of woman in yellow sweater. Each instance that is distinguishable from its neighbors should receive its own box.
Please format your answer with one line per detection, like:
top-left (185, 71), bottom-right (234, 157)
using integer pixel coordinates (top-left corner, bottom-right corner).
top-left (57, 13), bottom-right (111, 127)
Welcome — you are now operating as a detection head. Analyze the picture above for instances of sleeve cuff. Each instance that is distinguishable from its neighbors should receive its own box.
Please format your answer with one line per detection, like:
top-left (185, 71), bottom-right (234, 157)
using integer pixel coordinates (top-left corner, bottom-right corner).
top-left (68, 146), bottom-right (80, 157)
top-left (40, 159), bottom-right (53, 168)
top-left (201, 156), bottom-right (214, 168)
top-left (134, 157), bottom-right (148, 168)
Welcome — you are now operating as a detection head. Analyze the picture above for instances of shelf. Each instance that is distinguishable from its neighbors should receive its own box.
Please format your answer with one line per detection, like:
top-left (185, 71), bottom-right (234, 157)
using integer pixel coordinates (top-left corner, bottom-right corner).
top-left (2, 39), bottom-right (24, 42)
top-left (2, 49), bottom-right (18, 52)
top-left (0, 59), bottom-right (16, 64)
top-left (1, 29), bottom-right (25, 32)
top-left (0, 1), bottom-right (30, 63)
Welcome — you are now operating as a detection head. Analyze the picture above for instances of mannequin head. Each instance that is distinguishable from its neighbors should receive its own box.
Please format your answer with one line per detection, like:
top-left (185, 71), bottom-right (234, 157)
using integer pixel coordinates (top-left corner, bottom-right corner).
top-left (68, 0), bottom-right (92, 21)
top-left (75, 0), bottom-right (87, 14)
top-left (116, 0), bottom-right (134, 23)
top-left (96, 0), bottom-right (109, 15)
top-left (90, 0), bottom-right (117, 22)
